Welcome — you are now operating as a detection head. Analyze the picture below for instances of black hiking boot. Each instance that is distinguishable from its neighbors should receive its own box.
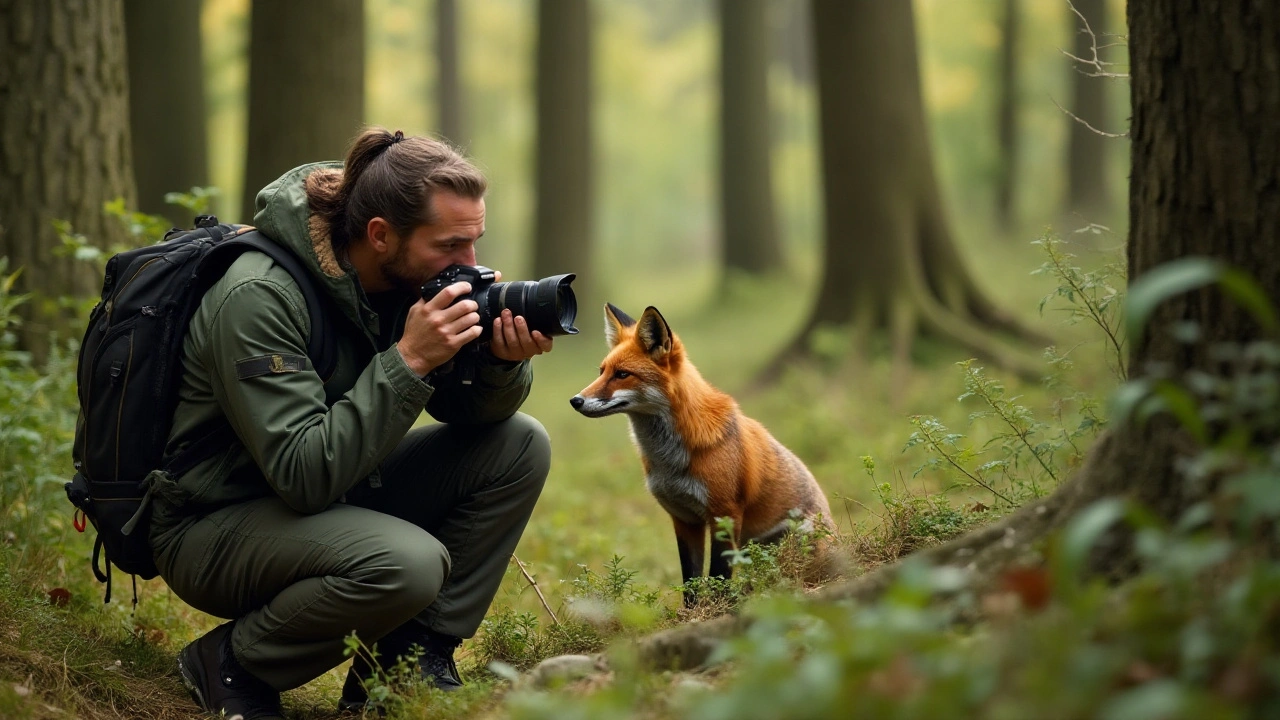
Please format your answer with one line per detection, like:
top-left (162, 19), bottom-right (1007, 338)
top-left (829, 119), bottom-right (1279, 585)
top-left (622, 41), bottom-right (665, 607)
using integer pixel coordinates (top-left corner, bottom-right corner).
top-left (177, 621), bottom-right (284, 720)
top-left (338, 629), bottom-right (463, 714)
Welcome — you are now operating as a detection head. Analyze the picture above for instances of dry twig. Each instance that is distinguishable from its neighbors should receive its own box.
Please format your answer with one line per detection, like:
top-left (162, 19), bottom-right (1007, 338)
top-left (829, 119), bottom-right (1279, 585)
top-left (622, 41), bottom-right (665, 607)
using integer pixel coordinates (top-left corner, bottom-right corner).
top-left (511, 554), bottom-right (560, 626)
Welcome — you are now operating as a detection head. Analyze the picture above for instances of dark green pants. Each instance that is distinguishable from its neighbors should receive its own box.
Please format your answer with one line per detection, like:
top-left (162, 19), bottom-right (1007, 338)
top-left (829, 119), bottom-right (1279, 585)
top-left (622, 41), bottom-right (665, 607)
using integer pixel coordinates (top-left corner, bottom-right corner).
top-left (153, 413), bottom-right (550, 690)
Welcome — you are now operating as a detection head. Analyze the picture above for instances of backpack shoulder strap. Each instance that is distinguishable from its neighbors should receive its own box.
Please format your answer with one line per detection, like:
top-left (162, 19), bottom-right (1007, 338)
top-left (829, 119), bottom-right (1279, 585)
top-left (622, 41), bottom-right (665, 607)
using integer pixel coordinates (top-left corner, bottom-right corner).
top-left (162, 229), bottom-right (340, 477)
top-left (219, 229), bottom-right (339, 381)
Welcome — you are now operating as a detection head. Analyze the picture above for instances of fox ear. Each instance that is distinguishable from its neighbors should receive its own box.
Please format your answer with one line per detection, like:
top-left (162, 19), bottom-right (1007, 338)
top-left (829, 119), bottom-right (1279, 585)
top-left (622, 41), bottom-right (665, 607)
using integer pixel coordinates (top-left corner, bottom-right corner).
top-left (603, 303), bottom-right (635, 347)
top-left (637, 306), bottom-right (673, 359)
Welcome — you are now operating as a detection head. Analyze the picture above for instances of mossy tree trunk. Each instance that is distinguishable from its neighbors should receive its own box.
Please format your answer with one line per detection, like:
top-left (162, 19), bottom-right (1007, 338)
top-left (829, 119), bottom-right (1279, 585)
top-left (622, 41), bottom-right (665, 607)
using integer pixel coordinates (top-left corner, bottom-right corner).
top-left (1065, 0), bottom-right (1114, 218)
top-left (532, 0), bottom-right (592, 299)
top-left (774, 0), bottom-right (1045, 380)
top-left (634, 0), bottom-right (1280, 672)
top-left (124, 0), bottom-right (208, 228)
top-left (719, 0), bottom-right (781, 278)
top-left (995, 0), bottom-right (1019, 230)
top-left (240, 0), bottom-right (364, 221)
top-left (0, 0), bottom-right (136, 360)
top-left (435, 0), bottom-right (466, 149)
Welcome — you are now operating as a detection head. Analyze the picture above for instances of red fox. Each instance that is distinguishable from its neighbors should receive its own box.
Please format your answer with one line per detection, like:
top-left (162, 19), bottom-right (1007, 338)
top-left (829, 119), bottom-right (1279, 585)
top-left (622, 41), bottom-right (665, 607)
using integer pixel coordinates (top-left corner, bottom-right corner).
top-left (570, 304), bottom-right (835, 594)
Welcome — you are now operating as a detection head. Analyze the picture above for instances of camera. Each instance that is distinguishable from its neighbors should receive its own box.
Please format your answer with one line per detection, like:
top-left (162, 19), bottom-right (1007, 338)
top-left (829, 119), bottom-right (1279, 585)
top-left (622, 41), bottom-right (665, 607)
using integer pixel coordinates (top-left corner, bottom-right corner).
top-left (420, 264), bottom-right (579, 343)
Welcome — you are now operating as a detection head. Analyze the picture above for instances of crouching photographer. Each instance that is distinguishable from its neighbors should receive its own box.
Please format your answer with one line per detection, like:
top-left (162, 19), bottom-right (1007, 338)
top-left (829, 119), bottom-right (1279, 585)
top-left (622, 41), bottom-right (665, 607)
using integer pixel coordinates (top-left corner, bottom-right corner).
top-left (150, 128), bottom-right (575, 718)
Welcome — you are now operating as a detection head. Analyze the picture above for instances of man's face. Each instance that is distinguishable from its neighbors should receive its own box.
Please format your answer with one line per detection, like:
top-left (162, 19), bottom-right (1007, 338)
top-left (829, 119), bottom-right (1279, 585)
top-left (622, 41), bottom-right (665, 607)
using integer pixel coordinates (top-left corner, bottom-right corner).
top-left (381, 190), bottom-right (485, 295)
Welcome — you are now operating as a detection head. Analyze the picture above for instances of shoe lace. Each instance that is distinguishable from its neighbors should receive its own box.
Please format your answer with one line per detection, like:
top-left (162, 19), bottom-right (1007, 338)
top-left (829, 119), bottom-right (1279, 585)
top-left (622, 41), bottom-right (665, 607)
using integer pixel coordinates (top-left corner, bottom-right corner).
top-left (418, 648), bottom-right (462, 686)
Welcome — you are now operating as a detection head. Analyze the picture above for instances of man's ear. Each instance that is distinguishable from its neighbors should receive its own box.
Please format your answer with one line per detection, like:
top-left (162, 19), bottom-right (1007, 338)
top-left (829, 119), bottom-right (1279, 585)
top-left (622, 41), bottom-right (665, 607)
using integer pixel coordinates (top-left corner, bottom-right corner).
top-left (364, 217), bottom-right (393, 253)
top-left (603, 303), bottom-right (635, 347)
top-left (637, 306), bottom-right (673, 359)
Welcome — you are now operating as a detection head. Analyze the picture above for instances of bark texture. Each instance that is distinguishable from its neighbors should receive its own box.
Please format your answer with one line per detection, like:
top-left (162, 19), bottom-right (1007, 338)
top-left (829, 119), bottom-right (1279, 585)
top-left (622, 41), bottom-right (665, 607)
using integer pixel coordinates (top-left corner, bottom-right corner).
top-left (532, 0), bottom-right (593, 299)
top-left (774, 0), bottom-right (1045, 381)
top-left (435, 0), bottom-right (466, 148)
top-left (124, 0), bottom-right (208, 227)
top-left (0, 0), bottom-right (136, 357)
top-left (719, 0), bottom-right (782, 276)
top-left (240, 0), bottom-right (364, 220)
top-left (627, 0), bottom-right (1280, 674)
top-left (1066, 0), bottom-right (1114, 217)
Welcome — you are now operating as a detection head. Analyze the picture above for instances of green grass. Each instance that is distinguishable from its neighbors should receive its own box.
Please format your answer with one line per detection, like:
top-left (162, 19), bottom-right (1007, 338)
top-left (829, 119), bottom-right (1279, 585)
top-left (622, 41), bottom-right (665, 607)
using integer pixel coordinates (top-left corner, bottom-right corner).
top-left (0, 209), bottom-right (1133, 719)
top-left (0, 220), bottom-right (1127, 718)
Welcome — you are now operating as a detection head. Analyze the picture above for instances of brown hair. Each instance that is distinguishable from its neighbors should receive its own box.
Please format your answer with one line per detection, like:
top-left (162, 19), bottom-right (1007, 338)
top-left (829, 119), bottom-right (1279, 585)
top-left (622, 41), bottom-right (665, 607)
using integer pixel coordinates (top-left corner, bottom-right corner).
top-left (309, 127), bottom-right (487, 253)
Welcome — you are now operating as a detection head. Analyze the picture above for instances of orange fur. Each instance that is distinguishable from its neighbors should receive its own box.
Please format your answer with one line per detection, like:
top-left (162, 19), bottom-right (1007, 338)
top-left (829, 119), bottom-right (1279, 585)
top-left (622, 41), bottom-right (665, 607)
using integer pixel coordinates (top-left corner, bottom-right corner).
top-left (572, 304), bottom-right (835, 588)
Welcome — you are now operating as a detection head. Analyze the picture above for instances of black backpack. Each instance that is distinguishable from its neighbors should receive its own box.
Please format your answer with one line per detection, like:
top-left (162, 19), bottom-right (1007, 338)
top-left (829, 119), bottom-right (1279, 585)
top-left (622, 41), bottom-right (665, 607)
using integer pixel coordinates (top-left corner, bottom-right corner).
top-left (65, 215), bottom-right (337, 603)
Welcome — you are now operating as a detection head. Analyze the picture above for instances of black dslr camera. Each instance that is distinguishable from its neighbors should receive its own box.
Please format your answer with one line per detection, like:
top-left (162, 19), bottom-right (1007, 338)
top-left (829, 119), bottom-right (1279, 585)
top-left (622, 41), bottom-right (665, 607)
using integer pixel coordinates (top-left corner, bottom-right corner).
top-left (420, 264), bottom-right (580, 343)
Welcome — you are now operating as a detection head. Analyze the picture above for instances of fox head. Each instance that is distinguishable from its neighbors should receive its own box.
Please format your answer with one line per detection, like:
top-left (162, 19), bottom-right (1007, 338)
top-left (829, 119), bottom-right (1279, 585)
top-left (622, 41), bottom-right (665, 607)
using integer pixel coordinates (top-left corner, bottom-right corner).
top-left (570, 303), bottom-right (684, 418)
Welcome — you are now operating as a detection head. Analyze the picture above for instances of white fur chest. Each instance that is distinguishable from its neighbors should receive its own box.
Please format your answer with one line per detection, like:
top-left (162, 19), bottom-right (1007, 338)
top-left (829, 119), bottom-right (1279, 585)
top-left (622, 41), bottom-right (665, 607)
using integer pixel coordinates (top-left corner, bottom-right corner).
top-left (628, 413), bottom-right (709, 524)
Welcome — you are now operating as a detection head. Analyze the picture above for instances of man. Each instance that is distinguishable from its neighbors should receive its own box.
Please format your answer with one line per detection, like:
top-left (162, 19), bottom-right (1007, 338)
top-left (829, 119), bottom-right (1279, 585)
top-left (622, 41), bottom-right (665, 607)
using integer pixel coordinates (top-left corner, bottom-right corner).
top-left (149, 128), bottom-right (552, 719)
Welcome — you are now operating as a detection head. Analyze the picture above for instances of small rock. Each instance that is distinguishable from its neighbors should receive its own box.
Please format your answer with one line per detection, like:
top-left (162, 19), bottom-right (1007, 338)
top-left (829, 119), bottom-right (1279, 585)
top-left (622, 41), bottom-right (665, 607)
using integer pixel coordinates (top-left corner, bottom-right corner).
top-left (675, 676), bottom-right (713, 693)
top-left (525, 654), bottom-right (601, 689)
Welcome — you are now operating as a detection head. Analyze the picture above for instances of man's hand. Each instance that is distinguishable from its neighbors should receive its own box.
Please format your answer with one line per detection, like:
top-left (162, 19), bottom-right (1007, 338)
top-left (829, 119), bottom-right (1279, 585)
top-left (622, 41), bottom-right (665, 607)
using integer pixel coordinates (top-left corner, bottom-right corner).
top-left (487, 269), bottom-right (554, 362)
top-left (490, 308), bottom-right (554, 362)
top-left (398, 282), bottom-right (482, 376)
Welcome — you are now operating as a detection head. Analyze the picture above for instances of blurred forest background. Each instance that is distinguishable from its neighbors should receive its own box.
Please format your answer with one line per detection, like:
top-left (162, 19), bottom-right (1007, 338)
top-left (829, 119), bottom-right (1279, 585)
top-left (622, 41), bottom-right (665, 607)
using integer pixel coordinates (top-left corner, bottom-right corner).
top-left (5, 0), bottom-right (1217, 718)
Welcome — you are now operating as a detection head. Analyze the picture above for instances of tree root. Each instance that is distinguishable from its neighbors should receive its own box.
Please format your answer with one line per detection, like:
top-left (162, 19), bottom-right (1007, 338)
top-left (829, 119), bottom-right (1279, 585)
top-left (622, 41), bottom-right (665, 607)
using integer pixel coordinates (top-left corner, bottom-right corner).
top-left (911, 283), bottom-right (1046, 383)
top-left (622, 432), bottom-right (1122, 673)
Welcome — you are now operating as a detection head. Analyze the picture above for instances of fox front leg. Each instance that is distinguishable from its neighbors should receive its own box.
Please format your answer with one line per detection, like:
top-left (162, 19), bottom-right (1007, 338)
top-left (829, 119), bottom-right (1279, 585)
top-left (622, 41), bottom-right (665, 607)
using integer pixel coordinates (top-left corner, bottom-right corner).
top-left (672, 519), bottom-right (706, 607)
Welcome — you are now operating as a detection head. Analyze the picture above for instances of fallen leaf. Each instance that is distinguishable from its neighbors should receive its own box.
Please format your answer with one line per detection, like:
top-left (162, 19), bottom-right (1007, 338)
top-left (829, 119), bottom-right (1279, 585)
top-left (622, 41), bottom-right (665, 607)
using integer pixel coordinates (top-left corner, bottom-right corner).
top-left (1123, 660), bottom-right (1161, 685)
top-left (999, 566), bottom-right (1052, 611)
top-left (47, 588), bottom-right (70, 607)
top-left (970, 502), bottom-right (989, 513)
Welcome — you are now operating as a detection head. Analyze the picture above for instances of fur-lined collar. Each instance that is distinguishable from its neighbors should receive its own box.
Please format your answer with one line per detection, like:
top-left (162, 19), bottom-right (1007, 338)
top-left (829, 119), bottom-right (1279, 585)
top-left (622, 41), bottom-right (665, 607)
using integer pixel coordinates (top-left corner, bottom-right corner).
top-left (303, 168), bottom-right (346, 278)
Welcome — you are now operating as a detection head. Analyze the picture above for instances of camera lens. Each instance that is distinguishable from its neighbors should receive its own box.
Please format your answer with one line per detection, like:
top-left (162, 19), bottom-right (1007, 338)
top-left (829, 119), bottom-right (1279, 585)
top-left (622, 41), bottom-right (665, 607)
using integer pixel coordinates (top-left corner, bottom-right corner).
top-left (482, 273), bottom-right (579, 338)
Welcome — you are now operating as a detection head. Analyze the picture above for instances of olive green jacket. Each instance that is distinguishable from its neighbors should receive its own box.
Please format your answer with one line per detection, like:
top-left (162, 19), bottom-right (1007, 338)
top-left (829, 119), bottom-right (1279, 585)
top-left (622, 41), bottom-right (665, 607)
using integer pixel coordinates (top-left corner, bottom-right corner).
top-left (151, 162), bottom-right (531, 535)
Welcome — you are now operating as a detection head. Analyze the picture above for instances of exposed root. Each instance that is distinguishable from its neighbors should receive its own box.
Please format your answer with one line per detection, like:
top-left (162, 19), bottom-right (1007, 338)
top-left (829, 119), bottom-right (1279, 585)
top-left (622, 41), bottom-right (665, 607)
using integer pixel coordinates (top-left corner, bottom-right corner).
top-left (623, 432), bottom-right (1122, 672)
top-left (913, 288), bottom-right (1045, 382)
top-left (967, 294), bottom-right (1056, 349)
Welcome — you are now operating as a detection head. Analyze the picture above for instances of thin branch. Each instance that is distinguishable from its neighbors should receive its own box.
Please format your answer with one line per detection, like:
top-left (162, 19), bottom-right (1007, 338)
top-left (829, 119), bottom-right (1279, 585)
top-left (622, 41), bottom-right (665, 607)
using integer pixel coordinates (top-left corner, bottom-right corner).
top-left (1045, 245), bottom-right (1127, 376)
top-left (1051, 96), bottom-right (1129, 139)
top-left (915, 423), bottom-right (1015, 506)
top-left (511, 554), bottom-right (560, 626)
top-left (1061, 0), bottom-right (1130, 80)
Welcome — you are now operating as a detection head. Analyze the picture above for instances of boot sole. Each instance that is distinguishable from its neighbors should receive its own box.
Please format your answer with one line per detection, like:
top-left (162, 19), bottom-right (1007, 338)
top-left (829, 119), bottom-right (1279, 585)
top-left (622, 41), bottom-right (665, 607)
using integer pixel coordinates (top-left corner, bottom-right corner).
top-left (177, 646), bottom-right (212, 712)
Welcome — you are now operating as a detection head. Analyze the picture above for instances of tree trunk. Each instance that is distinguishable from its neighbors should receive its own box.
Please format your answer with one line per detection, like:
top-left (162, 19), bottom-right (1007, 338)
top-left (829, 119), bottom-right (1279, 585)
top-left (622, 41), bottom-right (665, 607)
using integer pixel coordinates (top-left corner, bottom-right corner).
top-left (772, 0), bottom-right (1046, 381)
top-left (774, 0), bottom-right (813, 85)
top-left (1065, 0), bottom-right (1113, 217)
top-left (631, 0), bottom-right (1280, 673)
top-left (532, 0), bottom-right (592, 299)
top-left (719, 0), bottom-right (782, 277)
top-left (995, 0), bottom-right (1019, 230)
top-left (240, 0), bottom-right (364, 221)
top-left (435, 0), bottom-right (466, 149)
top-left (124, 0), bottom-right (208, 228)
top-left (0, 0), bottom-right (136, 359)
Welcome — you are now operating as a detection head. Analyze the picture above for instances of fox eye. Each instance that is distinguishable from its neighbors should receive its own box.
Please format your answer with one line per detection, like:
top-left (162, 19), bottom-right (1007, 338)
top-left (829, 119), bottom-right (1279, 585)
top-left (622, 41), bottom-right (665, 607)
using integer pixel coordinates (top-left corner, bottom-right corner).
top-left (613, 370), bottom-right (631, 380)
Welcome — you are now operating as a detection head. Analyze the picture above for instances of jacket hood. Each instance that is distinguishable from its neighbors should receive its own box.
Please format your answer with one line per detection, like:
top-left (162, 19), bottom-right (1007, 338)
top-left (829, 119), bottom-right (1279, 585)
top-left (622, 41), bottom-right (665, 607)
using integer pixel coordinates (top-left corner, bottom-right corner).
top-left (251, 162), bottom-right (373, 334)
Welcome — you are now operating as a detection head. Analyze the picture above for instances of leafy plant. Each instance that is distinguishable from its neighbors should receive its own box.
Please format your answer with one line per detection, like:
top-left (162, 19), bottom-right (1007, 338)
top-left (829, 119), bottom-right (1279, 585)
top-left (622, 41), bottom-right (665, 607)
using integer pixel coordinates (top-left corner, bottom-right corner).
top-left (0, 260), bottom-right (80, 543)
top-left (1032, 227), bottom-right (1128, 378)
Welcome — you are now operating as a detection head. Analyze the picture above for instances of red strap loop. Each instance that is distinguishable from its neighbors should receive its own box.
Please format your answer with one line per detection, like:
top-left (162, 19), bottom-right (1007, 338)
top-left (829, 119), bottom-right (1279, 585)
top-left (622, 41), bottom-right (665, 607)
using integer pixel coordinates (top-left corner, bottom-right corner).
top-left (73, 508), bottom-right (87, 533)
